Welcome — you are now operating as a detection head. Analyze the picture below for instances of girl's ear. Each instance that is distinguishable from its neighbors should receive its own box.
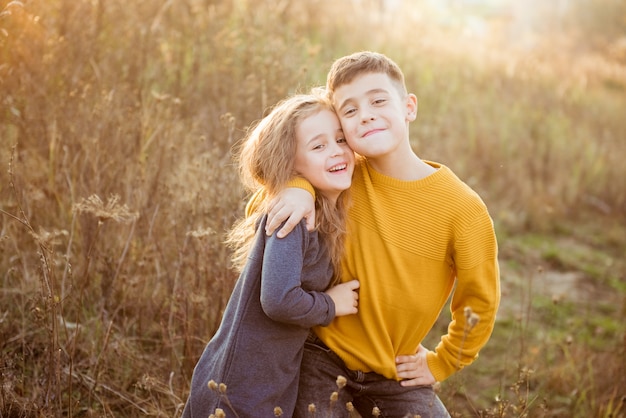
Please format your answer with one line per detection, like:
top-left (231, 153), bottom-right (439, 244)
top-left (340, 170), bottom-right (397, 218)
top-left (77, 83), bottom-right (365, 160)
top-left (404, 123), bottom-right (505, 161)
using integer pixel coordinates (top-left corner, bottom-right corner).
top-left (405, 93), bottom-right (418, 122)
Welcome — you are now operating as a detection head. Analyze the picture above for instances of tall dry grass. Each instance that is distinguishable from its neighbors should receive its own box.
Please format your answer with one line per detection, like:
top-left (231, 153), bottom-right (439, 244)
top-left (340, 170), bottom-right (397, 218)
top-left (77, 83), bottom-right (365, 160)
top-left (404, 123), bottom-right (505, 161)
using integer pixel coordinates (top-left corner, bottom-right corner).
top-left (1, 0), bottom-right (625, 416)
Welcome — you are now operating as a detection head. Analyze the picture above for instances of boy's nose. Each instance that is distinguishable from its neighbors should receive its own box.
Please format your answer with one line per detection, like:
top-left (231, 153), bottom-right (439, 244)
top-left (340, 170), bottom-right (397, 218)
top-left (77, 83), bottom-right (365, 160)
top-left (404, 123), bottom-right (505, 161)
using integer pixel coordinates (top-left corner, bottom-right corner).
top-left (360, 111), bottom-right (375, 122)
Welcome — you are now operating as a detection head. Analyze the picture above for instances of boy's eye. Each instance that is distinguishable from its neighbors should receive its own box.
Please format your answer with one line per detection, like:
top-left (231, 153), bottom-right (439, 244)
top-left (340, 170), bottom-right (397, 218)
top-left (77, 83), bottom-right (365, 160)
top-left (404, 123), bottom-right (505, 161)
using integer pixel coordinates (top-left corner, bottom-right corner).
top-left (312, 144), bottom-right (325, 150)
top-left (337, 137), bottom-right (347, 144)
top-left (373, 98), bottom-right (386, 105)
top-left (343, 108), bottom-right (356, 116)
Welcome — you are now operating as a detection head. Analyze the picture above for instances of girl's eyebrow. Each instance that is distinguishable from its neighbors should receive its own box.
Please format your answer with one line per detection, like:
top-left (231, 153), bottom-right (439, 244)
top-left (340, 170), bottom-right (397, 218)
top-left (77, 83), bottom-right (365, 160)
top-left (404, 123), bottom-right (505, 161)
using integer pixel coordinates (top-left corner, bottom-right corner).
top-left (304, 133), bottom-right (325, 146)
top-left (304, 128), bottom-right (343, 146)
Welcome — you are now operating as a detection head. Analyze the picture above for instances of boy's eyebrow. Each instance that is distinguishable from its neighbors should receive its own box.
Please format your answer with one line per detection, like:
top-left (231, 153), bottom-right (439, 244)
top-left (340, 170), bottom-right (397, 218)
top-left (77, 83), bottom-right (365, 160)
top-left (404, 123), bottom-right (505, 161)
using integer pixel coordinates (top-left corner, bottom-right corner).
top-left (336, 88), bottom-right (390, 111)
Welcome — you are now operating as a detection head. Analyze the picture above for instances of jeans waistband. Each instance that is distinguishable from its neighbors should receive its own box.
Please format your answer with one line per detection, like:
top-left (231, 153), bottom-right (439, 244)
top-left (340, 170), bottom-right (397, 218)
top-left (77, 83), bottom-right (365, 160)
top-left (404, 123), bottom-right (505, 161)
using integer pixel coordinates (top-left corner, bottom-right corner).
top-left (304, 331), bottom-right (395, 384)
top-left (305, 331), bottom-right (329, 348)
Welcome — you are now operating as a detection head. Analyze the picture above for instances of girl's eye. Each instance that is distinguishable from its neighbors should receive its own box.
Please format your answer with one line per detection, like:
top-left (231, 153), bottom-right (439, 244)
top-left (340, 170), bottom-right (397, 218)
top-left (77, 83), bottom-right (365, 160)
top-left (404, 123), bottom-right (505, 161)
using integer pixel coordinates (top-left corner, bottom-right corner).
top-left (373, 98), bottom-right (386, 105)
top-left (337, 137), bottom-right (347, 144)
top-left (312, 144), bottom-right (324, 150)
top-left (343, 108), bottom-right (356, 116)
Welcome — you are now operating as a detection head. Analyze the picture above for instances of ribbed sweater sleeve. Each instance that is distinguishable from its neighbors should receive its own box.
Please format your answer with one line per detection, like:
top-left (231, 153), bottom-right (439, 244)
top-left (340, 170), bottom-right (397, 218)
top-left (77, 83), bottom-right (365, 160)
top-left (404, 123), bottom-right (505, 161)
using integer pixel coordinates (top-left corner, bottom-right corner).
top-left (245, 178), bottom-right (316, 218)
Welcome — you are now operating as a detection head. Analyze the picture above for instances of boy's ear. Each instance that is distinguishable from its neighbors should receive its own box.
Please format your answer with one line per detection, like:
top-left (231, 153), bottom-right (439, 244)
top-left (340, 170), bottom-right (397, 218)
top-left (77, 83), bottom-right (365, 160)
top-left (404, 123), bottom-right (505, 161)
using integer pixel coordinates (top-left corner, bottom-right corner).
top-left (405, 93), bottom-right (418, 122)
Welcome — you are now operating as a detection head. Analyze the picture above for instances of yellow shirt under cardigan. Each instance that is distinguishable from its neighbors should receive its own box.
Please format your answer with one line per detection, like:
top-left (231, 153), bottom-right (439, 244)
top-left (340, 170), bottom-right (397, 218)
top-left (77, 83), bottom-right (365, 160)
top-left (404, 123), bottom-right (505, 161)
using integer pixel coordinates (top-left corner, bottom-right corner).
top-left (249, 160), bottom-right (500, 382)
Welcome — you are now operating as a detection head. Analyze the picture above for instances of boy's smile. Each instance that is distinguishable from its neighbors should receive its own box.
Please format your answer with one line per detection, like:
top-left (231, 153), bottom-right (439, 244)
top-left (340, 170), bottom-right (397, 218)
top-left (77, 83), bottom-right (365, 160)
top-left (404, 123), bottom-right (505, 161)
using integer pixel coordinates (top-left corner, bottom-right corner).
top-left (362, 127), bottom-right (386, 138)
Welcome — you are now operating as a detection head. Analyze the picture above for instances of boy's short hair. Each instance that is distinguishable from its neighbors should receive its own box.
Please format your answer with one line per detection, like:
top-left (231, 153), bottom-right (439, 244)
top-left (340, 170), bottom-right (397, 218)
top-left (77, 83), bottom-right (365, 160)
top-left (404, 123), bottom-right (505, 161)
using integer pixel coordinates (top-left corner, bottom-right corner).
top-left (326, 51), bottom-right (407, 97)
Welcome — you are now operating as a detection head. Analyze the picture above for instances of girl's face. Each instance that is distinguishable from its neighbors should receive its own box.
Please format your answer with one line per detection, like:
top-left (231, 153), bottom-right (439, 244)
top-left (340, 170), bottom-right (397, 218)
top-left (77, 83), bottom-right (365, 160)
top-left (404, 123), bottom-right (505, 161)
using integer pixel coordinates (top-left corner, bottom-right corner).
top-left (293, 109), bottom-right (354, 203)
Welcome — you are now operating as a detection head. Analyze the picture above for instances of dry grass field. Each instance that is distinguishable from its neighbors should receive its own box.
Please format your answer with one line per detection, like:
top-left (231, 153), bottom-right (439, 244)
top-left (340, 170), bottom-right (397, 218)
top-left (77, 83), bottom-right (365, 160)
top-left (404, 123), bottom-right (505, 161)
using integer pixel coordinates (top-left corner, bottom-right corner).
top-left (1, 0), bottom-right (625, 417)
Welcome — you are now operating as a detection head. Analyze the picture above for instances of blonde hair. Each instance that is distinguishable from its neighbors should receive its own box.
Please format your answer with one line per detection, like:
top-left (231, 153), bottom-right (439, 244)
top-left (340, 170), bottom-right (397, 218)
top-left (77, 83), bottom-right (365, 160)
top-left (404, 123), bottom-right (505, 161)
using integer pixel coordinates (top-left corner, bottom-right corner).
top-left (326, 51), bottom-right (407, 97)
top-left (226, 89), bottom-right (351, 287)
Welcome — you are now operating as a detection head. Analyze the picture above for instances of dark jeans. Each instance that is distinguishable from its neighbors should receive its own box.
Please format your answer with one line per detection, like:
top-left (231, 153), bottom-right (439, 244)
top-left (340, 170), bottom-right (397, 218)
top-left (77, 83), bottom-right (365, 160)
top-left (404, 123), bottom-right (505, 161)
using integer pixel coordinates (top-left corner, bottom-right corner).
top-left (294, 333), bottom-right (450, 418)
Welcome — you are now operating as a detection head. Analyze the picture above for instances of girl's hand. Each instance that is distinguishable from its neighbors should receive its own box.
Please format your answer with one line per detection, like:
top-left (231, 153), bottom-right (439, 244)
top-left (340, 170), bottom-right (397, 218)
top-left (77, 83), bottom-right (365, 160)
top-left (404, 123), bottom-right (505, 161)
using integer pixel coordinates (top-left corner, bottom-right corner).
top-left (326, 280), bottom-right (360, 316)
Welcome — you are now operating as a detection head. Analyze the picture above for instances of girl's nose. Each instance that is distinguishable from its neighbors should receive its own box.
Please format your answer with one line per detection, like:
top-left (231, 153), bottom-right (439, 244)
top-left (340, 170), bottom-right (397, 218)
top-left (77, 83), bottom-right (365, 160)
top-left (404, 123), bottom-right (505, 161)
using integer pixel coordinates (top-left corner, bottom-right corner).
top-left (330, 142), bottom-right (345, 157)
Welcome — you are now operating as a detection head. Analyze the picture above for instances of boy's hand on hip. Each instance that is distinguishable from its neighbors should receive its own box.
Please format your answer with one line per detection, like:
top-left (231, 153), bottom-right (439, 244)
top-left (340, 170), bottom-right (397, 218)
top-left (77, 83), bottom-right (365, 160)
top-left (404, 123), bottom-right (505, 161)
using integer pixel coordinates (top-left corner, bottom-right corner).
top-left (266, 188), bottom-right (315, 237)
top-left (396, 344), bottom-right (436, 386)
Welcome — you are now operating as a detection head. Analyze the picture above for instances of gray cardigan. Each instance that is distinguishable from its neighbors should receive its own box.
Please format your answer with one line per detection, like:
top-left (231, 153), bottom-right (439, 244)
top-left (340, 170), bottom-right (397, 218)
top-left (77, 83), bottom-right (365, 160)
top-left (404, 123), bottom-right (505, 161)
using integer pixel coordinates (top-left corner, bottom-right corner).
top-left (182, 216), bottom-right (336, 418)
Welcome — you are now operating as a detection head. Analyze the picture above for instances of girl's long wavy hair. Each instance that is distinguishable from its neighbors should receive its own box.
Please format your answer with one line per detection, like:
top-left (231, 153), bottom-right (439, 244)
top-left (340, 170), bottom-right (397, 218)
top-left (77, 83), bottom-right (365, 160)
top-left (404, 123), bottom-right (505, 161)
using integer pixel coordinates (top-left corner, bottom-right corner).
top-left (226, 89), bottom-right (351, 287)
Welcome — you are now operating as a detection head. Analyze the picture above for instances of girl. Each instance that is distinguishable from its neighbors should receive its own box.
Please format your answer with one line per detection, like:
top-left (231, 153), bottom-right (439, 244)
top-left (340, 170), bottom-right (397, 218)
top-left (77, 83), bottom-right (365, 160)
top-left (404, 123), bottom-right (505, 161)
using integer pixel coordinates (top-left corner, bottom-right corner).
top-left (182, 90), bottom-right (359, 418)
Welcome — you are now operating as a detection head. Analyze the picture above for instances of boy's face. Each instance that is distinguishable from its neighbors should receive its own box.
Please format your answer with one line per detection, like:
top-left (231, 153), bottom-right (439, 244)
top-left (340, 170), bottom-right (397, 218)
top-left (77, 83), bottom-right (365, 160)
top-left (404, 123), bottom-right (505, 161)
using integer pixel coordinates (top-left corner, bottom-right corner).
top-left (332, 72), bottom-right (417, 160)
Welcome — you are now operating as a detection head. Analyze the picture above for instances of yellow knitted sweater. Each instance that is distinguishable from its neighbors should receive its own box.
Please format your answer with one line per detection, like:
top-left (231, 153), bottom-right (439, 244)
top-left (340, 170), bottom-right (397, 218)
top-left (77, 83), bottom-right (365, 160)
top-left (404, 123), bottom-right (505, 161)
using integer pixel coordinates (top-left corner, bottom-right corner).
top-left (314, 160), bottom-right (500, 382)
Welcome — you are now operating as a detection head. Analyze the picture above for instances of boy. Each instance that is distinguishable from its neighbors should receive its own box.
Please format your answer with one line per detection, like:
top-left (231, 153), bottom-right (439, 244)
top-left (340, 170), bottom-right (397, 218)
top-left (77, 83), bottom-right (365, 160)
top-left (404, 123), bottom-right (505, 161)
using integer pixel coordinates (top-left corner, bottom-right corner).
top-left (264, 51), bottom-right (500, 418)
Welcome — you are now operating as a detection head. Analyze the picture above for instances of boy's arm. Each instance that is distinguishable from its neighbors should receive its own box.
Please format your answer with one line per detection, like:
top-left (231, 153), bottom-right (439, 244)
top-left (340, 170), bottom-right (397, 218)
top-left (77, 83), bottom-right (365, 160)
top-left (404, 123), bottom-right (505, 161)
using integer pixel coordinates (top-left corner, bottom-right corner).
top-left (397, 212), bottom-right (500, 384)
top-left (396, 257), bottom-right (499, 385)
top-left (265, 178), bottom-right (316, 238)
